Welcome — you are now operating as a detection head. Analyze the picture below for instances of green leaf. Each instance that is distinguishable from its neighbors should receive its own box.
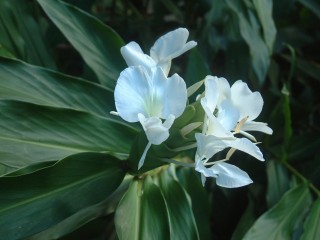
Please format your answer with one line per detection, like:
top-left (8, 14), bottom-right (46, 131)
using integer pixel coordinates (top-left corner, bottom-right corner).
top-left (28, 176), bottom-right (132, 240)
top-left (252, 0), bottom-right (276, 53)
top-left (0, 152), bottom-right (126, 240)
top-left (0, 0), bottom-right (55, 68)
top-left (266, 160), bottom-right (290, 208)
top-left (0, 57), bottom-right (116, 117)
top-left (177, 167), bottom-right (212, 240)
top-left (0, 100), bottom-right (137, 174)
top-left (243, 184), bottom-right (312, 240)
top-left (226, 0), bottom-right (270, 85)
top-left (301, 198), bottom-right (320, 240)
top-left (299, 0), bottom-right (320, 19)
top-left (36, 0), bottom-right (125, 90)
top-left (159, 167), bottom-right (199, 240)
top-left (115, 176), bottom-right (170, 240)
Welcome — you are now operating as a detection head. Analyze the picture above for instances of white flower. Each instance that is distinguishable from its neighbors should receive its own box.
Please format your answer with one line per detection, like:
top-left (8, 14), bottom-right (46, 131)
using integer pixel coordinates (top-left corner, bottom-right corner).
top-left (114, 66), bottom-right (187, 169)
top-left (195, 159), bottom-right (253, 188)
top-left (120, 28), bottom-right (197, 75)
top-left (194, 76), bottom-right (272, 187)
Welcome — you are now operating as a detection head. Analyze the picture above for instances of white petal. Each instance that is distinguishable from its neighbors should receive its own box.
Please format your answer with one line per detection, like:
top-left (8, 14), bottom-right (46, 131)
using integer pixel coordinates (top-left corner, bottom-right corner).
top-left (138, 114), bottom-right (171, 145)
top-left (138, 142), bottom-right (152, 170)
top-left (224, 138), bottom-right (264, 161)
top-left (150, 28), bottom-right (197, 64)
top-left (203, 76), bottom-right (219, 113)
top-left (121, 41), bottom-right (156, 68)
top-left (115, 66), bottom-right (151, 122)
top-left (201, 98), bottom-right (234, 138)
top-left (210, 162), bottom-right (253, 188)
top-left (195, 133), bottom-right (228, 160)
top-left (241, 121), bottom-right (273, 135)
top-left (162, 73), bottom-right (187, 118)
top-left (217, 100), bottom-right (239, 131)
top-left (230, 80), bottom-right (263, 121)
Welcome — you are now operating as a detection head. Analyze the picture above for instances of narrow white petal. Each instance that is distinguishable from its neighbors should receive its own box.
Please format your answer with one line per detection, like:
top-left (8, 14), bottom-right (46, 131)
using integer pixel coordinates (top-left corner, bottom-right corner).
top-left (203, 76), bottom-right (219, 113)
top-left (210, 162), bottom-right (253, 188)
top-left (121, 41), bottom-right (156, 68)
top-left (150, 28), bottom-right (197, 64)
top-left (241, 121), bottom-right (273, 135)
top-left (138, 114), bottom-right (170, 145)
top-left (138, 142), bottom-right (152, 169)
top-left (115, 66), bottom-right (151, 122)
top-left (230, 80), bottom-right (263, 121)
top-left (224, 138), bottom-right (264, 161)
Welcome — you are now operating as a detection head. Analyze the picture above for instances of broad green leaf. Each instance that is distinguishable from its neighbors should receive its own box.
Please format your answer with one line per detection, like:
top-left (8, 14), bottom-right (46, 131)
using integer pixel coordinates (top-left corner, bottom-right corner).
top-left (226, 0), bottom-right (270, 85)
top-left (252, 0), bottom-right (276, 53)
top-left (243, 184), bottom-right (312, 240)
top-left (0, 152), bottom-right (126, 240)
top-left (36, 0), bottom-right (126, 90)
top-left (299, 0), bottom-right (320, 19)
top-left (115, 176), bottom-right (170, 240)
top-left (0, 57), bottom-right (116, 117)
top-left (159, 167), bottom-right (199, 240)
top-left (301, 198), bottom-right (320, 240)
top-left (0, 43), bottom-right (14, 58)
top-left (266, 160), bottom-right (290, 208)
top-left (28, 176), bottom-right (132, 240)
top-left (0, 0), bottom-right (55, 68)
top-left (0, 100), bottom-right (137, 174)
top-left (177, 167), bottom-right (212, 240)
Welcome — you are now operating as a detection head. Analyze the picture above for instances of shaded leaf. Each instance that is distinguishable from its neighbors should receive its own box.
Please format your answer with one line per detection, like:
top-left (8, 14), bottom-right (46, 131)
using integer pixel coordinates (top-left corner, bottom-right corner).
top-left (226, 0), bottom-right (270, 85)
top-left (266, 160), bottom-right (290, 207)
top-left (0, 152), bottom-right (126, 240)
top-left (0, 100), bottom-right (136, 174)
top-left (252, 0), bottom-right (276, 53)
top-left (243, 184), bottom-right (312, 240)
top-left (37, 0), bottom-right (126, 90)
top-left (115, 176), bottom-right (170, 240)
top-left (159, 167), bottom-right (199, 240)
top-left (0, 0), bottom-right (55, 68)
top-left (299, 0), bottom-right (320, 19)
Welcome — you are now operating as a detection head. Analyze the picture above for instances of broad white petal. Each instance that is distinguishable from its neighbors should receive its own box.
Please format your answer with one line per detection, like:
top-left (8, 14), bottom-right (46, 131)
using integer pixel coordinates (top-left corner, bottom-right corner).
top-left (203, 76), bottom-right (219, 113)
top-left (230, 80), bottom-right (263, 121)
top-left (217, 100), bottom-right (239, 131)
top-left (148, 67), bottom-right (187, 119)
top-left (115, 66), bottom-right (151, 122)
top-left (138, 114), bottom-right (170, 145)
top-left (242, 121), bottom-right (273, 135)
top-left (224, 138), bottom-right (264, 161)
top-left (195, 133), bottom-right (228, 160)
top-left (210, 162), bottom-right (253, 188)
top-left (121, 41), bottom-right (156, 68)
top-left (150, 28), bottom-right (197, 64)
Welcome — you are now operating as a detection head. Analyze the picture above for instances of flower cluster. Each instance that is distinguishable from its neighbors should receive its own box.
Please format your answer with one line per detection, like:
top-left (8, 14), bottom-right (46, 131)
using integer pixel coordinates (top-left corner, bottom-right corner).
top-left (113, 28), bottom-right (272, 188)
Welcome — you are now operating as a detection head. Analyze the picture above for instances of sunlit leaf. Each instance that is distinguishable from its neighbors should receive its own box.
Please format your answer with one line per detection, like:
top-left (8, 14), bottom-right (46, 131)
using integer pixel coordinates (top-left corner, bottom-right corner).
top-left (115, 176), bottom-right (170, 240)
top-left (0, 100), bottom-right (137, 174)
top-left (159, 167), bottom-right (199, 240)
top-left (243, 184), bottom-right (312, 240)
top-left (0, 57), bottom-right (116, 117)
top-left (301, 198), bottom-right (320, 240)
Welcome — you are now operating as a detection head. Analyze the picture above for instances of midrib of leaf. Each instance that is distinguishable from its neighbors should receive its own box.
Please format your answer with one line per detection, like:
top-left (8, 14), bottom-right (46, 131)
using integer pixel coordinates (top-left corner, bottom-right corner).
top-left (0, 170), bottom-right (110, 213)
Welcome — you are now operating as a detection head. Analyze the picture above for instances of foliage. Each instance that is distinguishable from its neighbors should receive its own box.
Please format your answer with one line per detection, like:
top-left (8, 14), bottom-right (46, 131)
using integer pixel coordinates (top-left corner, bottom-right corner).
top-left (0, 0), bottom-right (319, 239)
